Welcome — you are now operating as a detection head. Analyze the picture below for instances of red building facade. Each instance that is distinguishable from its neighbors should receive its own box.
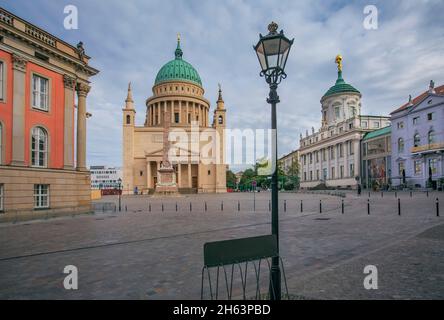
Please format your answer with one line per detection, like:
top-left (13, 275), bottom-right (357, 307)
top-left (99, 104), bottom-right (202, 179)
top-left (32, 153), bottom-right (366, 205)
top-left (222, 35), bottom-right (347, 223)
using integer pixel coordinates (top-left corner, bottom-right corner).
top-left (0, 7), bottom-right (98, 221)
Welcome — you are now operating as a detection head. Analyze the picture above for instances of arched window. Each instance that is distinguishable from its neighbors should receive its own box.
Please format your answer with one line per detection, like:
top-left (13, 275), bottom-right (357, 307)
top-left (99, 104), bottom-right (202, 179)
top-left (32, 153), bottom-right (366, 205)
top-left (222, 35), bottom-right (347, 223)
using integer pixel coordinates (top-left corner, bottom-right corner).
top-left (31, 127), bottom-right (48, 167)
top-left (126, 114), bottom-right (131, 124)
top-left (428, 130), bottom-right (435, 144)
top-left (218, 115), bottom-right (223, 124)
top-left (398, 138), bottom-right (404, 153)
top-left (413, 133), bottom-right (420, 147)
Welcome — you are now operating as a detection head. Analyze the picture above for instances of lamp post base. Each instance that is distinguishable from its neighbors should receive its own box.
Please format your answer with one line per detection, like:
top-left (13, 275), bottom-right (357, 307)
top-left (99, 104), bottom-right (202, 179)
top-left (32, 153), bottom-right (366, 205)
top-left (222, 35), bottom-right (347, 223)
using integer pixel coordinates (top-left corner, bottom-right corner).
top-left (269, 262), bottom-right (281, 300)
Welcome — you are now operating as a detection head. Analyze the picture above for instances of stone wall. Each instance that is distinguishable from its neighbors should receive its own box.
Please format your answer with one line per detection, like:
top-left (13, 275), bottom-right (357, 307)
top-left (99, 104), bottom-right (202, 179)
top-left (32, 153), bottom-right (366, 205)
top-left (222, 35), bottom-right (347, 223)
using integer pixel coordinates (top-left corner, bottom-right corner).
top-left (0, 166), bottom-right (91, 222)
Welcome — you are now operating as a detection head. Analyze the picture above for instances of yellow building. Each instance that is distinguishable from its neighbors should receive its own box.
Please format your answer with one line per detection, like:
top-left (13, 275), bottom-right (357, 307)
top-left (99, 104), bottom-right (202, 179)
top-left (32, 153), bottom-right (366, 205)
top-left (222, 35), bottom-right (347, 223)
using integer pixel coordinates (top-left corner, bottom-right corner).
top-left (122, 38), bottom-right (227, 194)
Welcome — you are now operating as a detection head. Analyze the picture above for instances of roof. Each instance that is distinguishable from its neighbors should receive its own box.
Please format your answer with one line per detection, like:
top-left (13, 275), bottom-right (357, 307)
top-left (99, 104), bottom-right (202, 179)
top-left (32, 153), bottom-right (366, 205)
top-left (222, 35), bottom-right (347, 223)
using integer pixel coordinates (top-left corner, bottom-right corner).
top-left (154, 39), bottom-right (202, 87)
top-left (363, 125), bottom-right (391, 140)
top-left (390, 84), bottom-right (444, 114)
top-left (322, 70), bottom-right (360, 98)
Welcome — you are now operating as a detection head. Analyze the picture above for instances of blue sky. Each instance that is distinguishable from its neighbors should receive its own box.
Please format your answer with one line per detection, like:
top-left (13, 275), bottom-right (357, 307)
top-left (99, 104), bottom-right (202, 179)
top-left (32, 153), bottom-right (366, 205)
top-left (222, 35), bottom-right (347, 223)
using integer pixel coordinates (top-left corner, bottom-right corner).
top-left (3, 0), bottom-right (444, 170)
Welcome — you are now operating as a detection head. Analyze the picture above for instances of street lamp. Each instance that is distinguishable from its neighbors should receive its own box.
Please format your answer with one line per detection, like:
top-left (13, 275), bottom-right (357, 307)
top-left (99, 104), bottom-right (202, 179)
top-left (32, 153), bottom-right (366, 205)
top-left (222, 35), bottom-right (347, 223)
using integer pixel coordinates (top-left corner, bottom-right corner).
top-left (118, 178), bottom-right (122, 212)
top-left (254, 21), bottom-right (293, 300)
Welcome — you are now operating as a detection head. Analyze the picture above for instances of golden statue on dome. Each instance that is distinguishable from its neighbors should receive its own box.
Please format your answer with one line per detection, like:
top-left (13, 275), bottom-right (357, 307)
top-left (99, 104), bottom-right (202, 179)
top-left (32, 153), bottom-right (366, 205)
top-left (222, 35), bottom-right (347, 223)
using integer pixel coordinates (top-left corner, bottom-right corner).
top-left (335, 54), bottom-right (342, 72)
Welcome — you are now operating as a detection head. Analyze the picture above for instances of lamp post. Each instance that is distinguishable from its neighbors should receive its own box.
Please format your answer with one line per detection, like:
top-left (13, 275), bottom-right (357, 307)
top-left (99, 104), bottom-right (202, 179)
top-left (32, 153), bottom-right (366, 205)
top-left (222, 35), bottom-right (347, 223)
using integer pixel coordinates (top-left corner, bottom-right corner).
top-left (254, 21), bottom-right (293, 300)
top-left (118, 178), bottom-right (122, 212)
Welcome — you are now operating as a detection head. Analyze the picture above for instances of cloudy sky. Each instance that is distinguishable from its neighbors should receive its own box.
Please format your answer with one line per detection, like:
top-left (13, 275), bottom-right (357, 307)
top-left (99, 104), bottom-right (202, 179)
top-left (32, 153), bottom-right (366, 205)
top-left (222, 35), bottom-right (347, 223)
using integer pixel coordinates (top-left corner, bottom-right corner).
top-left (3, 0), bottom-right (444, 170)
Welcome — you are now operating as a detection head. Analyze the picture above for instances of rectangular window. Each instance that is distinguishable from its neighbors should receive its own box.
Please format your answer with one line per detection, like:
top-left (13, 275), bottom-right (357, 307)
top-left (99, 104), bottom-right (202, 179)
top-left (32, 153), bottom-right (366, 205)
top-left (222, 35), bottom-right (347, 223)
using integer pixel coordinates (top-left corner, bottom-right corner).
top-left (373, 122), bottom-right (380, 128)
top-left (323, 168), bottom-right (327, 180)
top-left (188, 113), bottom-right (191, 124)
top-left (174, 112), bottom-right (179, 123)
top-left (429, 158), bottom-right (438, 175)
top-left (34, 184), bottom-right (49, 209)
top-left (350, 164), bottom-right (355, 177)
top-left (414, 160), bottom-right (422, 175)
top-left (339, 144), bottom-right (344, 158)
top-left (349, 141), bottom-right (354, 155)
top-left (413, 117), bottom-right (419, 125)
top-left (398, 162), bottom-right (405, 176)
top-left (0, 61), bottom-right (4, 101)
top-left (427, 113), bottom-right (434, 121)
top-left (340, 165), bottom-right (344, 178)
top-left (304, 172), bottom-right (307, 181)
top-left (32, 74), bottom-right (49, 111)
top-left (309, 153), bottom-right (313, 164)
top-left (0, 184), bottom-right (3, 212)
top-left (330, 147), bottom-right (335, 160)
top-left (316, 151), bottom-right (319, 163)
top-left (316, 170), bottom-right (319, 180)
top-left (362, 121), bottom-right (368, 128)
top-left (331, 167), bottom-right (335, 179)
top-left (310, 171), bottom-right (313, 181)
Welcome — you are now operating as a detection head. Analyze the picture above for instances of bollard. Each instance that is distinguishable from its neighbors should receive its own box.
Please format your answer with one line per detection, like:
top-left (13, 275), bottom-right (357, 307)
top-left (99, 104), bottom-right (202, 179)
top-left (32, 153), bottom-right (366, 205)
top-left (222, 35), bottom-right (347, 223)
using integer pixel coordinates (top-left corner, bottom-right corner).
top-left (319, 200), bottom-right (322, 213)
top-left (205, 202), bottom-right (207, 212)
top-left (268, 200), bottom-right (271, 212)
top-left (398, 198), bottom-right (401, 216)
top-left (149, 203), bottom-right (151, 212)
top-left (437, 198), bottom-right (440, 217)
top-left (367, 199), bottom-right (370, 215)
top-left (238, 200), bottom-right (240, 211)
top-left (410, 191), bottom-right (412, 198)
top-left (125, 205), bottom-right (127, 212)
top-left (190, 202), bottom-right (192, 212)
top-left (300, 200), bottom-right (303, 212)
top-left (368, 192), bottom-right (371, 198)
top-left (253, 200), bottom-right (256, 212)
top-left (284, 200), bottom-right (287, 213)
top-left (221, 201), bottom-right (224, 211)
top-left (341, 199), bottom-right (344, 214)
top-left (162, 203), bottom-right (164, 212)
top-left (176, 203), bottom-right (178, 212)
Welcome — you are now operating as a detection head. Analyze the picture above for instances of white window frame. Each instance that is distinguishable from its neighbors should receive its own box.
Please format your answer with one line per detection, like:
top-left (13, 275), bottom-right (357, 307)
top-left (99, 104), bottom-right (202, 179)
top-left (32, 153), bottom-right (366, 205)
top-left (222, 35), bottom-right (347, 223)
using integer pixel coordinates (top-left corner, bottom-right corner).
top-left (0, 184), bottom-right (4, 212)
top-left (34, 184), bottom-right (49, 209)
top-left (414, 160), bottom-right (422, 175)
top-left (31, 126), bottom-right (48, 167)
top-left (32, 74), bottom-right (49, 111)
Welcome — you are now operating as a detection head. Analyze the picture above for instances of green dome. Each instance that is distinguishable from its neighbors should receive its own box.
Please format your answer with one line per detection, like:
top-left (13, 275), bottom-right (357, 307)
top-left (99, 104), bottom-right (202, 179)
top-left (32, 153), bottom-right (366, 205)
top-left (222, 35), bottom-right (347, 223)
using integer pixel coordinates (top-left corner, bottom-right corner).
top-left (323, 71), bottom-right (360, 98)
top-left (154, 40), bottom-right (202, 87)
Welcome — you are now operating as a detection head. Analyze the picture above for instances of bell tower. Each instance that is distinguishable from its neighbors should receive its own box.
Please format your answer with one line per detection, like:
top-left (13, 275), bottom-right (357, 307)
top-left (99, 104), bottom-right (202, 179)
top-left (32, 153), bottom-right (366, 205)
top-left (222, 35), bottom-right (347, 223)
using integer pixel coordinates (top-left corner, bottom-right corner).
top-left (213, 84), bottom-right (227, 192)
top-left (122, 83), bottom-right (136, 194)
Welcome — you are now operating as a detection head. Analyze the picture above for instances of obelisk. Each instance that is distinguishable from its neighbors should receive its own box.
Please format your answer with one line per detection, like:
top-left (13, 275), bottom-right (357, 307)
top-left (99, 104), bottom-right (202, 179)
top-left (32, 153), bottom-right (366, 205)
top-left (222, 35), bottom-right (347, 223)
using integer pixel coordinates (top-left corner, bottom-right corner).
top-left (154, 109), bottom-right (179, 195)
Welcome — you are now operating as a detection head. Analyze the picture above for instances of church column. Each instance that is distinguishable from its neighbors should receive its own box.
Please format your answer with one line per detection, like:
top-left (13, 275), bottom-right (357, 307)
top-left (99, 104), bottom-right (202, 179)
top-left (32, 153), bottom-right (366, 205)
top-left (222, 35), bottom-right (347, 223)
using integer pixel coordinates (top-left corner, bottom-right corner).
top-left (76, 82), bottom-right (91, 171)
top-left (178, 162), bottom-right (182, 187)
top-left (147, 160), bottom-right (152, 188)
top-left (188, 162), bottom-right (192, 188)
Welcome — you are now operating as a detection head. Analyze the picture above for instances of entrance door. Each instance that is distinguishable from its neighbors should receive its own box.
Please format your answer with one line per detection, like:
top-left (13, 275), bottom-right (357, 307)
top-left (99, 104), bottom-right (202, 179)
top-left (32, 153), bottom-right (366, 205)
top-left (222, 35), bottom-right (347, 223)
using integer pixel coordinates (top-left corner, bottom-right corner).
top-left (192, 176), bottom-right (198, 188)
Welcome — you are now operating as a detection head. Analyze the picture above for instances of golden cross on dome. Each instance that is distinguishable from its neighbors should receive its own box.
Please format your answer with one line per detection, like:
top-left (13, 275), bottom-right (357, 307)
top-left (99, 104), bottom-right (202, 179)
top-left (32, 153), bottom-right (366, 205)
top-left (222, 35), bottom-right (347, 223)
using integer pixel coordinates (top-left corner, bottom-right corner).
top-left (177, 33), bottom-right (180, 43)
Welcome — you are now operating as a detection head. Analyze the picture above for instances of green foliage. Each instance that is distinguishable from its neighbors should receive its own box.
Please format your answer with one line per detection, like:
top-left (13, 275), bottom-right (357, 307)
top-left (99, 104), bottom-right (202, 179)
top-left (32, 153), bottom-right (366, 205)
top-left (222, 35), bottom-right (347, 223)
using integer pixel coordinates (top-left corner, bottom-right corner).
top-left (226, 170), bottom-right (237, 188)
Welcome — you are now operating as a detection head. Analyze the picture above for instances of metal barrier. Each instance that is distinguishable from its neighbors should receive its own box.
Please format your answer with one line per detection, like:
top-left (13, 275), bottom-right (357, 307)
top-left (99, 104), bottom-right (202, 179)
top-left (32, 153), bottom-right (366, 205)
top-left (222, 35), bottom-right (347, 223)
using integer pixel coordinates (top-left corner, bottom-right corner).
top-left (201, 235), bottom-right (289, 300)
top-left (92, 202), bottom-right (117, 213)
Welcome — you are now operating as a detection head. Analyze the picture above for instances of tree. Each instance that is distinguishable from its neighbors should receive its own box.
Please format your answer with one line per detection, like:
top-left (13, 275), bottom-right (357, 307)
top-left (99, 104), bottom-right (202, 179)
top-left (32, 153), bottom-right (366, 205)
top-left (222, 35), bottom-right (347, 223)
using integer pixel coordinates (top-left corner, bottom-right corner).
top-left (226, 170), bottom-right (237, 188)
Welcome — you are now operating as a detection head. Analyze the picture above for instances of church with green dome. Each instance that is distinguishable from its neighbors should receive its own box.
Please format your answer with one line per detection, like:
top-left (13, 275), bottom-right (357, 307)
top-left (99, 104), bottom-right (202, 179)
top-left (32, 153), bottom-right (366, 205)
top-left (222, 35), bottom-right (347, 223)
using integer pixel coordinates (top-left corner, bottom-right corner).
top-left (122, 37), bottom-right (228, 195)
top-left (298, 55), bottom-right (390, 190)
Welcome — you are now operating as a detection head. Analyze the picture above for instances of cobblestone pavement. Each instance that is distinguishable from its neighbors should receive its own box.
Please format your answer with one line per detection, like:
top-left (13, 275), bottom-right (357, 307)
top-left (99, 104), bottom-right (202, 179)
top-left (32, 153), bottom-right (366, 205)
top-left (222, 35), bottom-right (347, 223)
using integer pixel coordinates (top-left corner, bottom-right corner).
top-left (0, 191), bottom-right (443, 299)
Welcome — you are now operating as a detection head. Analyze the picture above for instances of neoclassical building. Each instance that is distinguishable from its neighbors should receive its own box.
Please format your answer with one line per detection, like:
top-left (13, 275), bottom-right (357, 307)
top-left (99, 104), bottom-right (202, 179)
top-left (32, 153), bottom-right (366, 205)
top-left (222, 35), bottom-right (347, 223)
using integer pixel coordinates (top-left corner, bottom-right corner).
top-left (122, 38), bottom-right (227, 194)
top-left (299, 55), bottom-right (390, 189)
top-left (0, 8), bottom-right (98, 221)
